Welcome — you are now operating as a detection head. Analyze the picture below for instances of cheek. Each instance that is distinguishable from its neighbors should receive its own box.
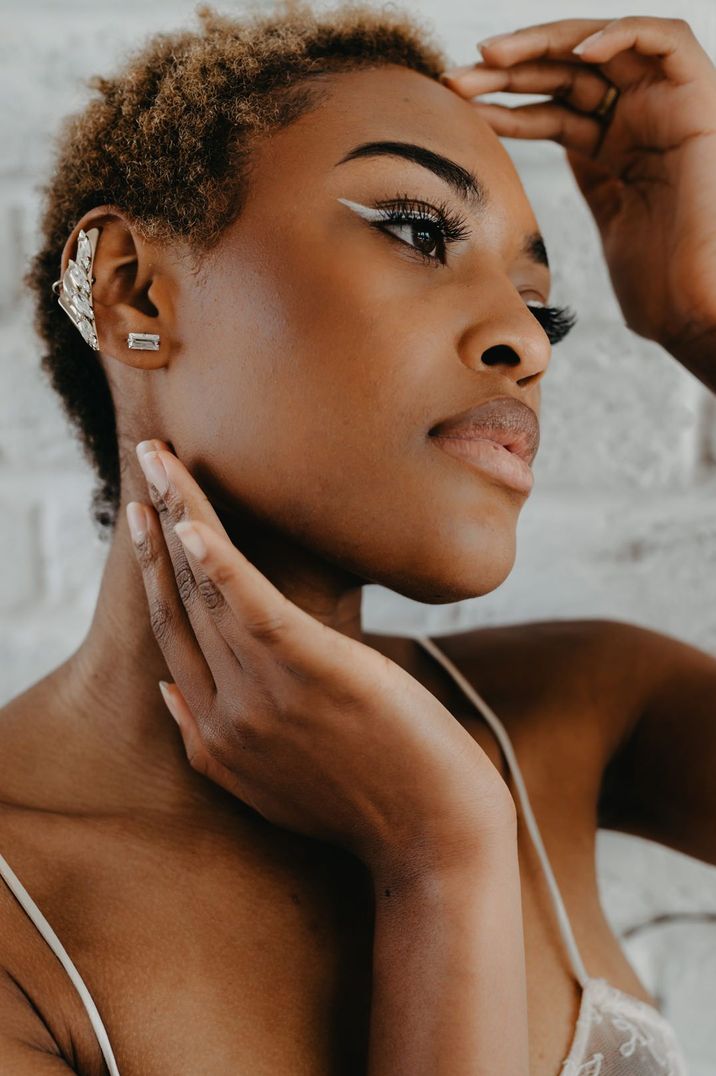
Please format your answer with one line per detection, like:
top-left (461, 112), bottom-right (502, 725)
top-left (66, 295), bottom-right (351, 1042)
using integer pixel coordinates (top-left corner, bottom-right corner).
top-left (168, 235), bottom-right (524, 597)
top-left (172, 241), bottom-right (422, 523)
top-left (202, 233), bottom-right (419, 446)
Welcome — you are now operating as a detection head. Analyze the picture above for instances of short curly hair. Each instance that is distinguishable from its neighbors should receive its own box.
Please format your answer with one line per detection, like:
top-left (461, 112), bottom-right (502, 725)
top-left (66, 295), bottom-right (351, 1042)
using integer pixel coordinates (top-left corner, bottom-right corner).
top-left (24, 0), bottom-right (447, 539)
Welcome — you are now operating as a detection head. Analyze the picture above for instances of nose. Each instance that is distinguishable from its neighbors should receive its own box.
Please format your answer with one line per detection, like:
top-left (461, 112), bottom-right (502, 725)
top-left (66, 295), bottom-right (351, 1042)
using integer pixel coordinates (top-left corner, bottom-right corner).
top-left (459, 292), bottom-right (552, 389)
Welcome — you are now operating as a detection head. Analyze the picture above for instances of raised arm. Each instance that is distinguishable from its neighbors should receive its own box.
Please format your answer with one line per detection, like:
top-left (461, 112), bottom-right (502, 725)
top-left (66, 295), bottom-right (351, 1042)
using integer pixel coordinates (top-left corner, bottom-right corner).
top-left (597, 619), bottom-right (716, 867)
top-left (440, 16), bottom-right (716, 394)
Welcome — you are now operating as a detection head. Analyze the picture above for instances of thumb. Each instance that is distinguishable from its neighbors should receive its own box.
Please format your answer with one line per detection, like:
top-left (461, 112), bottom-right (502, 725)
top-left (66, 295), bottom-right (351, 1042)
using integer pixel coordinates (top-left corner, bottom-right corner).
top-left (157, 680), bottom-right (251, 801)
top-left (158, 680), bottom-right (210, 771)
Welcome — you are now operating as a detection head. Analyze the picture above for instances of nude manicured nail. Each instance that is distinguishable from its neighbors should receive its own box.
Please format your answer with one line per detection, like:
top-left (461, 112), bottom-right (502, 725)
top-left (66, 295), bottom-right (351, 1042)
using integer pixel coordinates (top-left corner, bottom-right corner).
top-left (126, 501), bottom-right (147, 544)
top-left (573, 30), bottom-right (604, 55)
top-left (136, 440), bottom-right (159, 458)
top-left (140, 451), bottom-right (169, 496)
top-left (174, 521), bottom-right (207, 560)
top-left (158, 680), bottom-right (179, 723)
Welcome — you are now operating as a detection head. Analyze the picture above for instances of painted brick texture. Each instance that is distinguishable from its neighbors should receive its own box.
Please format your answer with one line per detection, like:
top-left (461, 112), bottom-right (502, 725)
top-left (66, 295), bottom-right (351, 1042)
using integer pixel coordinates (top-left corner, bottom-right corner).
top-left (1, 1), bottom-right (716, 1069)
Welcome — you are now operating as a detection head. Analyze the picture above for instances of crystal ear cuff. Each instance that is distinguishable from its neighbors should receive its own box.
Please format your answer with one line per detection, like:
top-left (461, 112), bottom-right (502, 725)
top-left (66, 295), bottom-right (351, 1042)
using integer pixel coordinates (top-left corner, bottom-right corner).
top-left (52, 227), bottom-right (101, 350)
top-left (51, 227), bottom-right (161, 352)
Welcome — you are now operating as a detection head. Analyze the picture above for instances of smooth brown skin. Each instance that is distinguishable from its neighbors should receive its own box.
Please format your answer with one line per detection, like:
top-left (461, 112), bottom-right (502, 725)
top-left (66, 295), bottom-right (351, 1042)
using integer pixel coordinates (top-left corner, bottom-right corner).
top-left (126, 453), bottom-right (531, 1076)
top-left (2, 24), bottom-right (716, 1074)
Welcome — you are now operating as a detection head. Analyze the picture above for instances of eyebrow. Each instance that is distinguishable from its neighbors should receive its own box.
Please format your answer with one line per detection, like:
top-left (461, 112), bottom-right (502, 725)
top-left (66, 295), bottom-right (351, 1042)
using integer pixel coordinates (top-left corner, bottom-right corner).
top-left (334, 140), bottom-right (549, 269)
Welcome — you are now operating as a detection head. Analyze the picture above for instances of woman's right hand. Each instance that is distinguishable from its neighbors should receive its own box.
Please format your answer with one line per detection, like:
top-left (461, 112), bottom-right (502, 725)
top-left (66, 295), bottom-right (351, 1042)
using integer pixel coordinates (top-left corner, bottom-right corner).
top-left (129, 441), bottom-right (516, 883)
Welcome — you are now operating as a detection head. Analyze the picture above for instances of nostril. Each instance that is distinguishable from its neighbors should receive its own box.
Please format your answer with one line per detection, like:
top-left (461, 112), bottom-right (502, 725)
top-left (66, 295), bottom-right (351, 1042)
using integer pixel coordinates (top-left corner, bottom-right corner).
top-left (480, 344), bottom-right (521, 366)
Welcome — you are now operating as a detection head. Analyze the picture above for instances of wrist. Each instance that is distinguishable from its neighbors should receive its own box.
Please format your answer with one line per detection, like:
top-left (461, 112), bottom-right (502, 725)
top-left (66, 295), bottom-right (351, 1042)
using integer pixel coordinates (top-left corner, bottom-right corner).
top-left (370, 805), bottom-right (518, 899)
top-left (660, 319), bottom-right (716, 394)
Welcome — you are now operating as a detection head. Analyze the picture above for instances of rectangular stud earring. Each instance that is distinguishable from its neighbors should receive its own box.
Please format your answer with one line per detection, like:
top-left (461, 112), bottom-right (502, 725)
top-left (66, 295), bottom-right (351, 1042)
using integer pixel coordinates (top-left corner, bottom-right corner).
top-left (127, 332), bottom-right (160, 351)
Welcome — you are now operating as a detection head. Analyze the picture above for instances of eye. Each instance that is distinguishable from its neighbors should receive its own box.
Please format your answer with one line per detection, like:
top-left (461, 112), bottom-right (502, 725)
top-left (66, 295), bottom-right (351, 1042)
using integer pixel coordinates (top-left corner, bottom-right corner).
top-left (383, 215), bottom-right (447, 262)
top-left (526, 302), bottom-right (578, 345)
top-left (338, 193), bottom-right (471, 266)
top-left (337, 196), bottom-right (578, 342)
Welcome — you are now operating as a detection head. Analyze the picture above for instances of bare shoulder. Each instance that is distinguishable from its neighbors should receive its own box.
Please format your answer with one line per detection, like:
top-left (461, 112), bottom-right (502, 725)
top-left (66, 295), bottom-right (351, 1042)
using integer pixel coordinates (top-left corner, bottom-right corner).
top-left (438, 614), bottom-right (650, 726)
top-left (436, 617), bottom-right (662, 815)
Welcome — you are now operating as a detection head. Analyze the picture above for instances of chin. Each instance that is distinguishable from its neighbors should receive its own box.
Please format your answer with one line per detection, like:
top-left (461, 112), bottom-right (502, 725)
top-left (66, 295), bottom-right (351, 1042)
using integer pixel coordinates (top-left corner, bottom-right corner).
top-left (368, 531), bottom-right (519, 605)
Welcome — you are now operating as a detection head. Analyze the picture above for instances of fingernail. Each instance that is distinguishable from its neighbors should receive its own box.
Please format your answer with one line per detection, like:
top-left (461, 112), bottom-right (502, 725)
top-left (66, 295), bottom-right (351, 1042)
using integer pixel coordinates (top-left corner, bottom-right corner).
top-left (136, 440), bottom-right (160, 458)
top-left (140, 451), bottom-right (169, 497)
top-left (573, 30), bottom-right (604, 55)
top-left (477, 32), bottom-right (511, 49)
top-left (174, 521), bottom-right (207, 560)
top-left (158, 680), bottom-right (179, 722)
top-left (126, 501), bottom-right (147, 545)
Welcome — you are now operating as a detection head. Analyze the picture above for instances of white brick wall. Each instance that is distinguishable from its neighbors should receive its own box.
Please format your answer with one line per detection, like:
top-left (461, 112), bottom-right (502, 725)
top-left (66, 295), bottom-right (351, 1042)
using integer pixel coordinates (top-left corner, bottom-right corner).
top-left (2, 0), bottom-right (716, 1068)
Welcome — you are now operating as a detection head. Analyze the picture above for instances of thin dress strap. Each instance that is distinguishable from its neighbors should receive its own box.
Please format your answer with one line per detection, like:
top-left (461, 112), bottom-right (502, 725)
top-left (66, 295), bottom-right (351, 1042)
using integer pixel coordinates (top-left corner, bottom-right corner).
top-left (0, 851), bottom-right (121, 1076)
top-left (415, 634), bottom-right (591, 991)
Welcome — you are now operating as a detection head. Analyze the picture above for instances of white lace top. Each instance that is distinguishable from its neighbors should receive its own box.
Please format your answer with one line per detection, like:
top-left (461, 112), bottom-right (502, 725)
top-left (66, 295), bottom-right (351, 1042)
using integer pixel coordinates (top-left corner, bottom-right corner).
top-left (416, 634), bottom-right (690, 1076)
top-left (560, 976), bottom-right (688, 1074)
top-left (0, 635), bottom-right (691, 1076)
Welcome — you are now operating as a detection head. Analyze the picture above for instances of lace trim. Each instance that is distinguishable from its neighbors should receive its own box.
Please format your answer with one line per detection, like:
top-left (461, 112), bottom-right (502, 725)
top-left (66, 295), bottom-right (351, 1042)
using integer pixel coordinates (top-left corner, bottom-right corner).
top-left (560, 977), bottom-right (689, 1075)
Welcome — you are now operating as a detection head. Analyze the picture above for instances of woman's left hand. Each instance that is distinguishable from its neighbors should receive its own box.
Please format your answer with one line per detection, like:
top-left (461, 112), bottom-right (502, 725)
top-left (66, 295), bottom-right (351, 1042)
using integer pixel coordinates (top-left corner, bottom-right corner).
top-left (440, 17), bottom-right (716, 355)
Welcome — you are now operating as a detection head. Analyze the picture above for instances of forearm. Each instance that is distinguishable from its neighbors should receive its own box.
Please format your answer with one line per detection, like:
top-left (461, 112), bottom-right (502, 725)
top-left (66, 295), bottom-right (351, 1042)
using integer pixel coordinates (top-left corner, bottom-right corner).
top-left (367, 820), bottom-right (529, 1076)
top-left (663, 323), bottom-right (716, 394)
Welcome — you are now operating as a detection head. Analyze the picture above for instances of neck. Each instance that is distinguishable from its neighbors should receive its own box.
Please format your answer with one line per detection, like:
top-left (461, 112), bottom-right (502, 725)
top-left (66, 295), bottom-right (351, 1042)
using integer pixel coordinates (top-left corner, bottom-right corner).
top-left (25, 501), bottom-right (369, 822)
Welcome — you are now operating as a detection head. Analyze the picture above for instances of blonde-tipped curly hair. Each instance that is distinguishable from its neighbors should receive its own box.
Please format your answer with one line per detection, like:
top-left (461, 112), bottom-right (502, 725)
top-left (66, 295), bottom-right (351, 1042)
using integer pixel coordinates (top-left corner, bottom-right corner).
top-left (24, 0), bottom-right (447, 537)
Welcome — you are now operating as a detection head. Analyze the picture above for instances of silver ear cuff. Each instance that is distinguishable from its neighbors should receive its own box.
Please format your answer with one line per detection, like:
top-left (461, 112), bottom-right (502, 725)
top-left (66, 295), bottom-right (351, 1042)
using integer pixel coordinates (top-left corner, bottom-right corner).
top-left (51, 228), bottom-right (161, 352)
top-left (51, 227), bottom-right (101, 350)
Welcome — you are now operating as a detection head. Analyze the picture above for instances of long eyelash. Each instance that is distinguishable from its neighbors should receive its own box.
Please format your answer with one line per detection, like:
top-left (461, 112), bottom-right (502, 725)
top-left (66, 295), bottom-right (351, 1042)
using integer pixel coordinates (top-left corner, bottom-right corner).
top-left (364, 190), bottom-right (471, 265)
top-left (337, 195), bottom-right (578, 343)
top-left (526, 303), bottom-right (578, 345)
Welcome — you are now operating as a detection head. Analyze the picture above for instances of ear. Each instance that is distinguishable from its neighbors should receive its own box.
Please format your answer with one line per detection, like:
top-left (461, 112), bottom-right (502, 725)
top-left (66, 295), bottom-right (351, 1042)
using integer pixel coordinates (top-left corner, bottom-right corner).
top-left (59, 207), bottom-right (176, 370)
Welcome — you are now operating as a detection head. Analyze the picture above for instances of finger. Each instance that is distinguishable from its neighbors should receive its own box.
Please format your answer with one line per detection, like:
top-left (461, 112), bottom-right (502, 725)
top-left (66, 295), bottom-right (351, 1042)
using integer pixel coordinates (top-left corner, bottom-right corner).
top-left (440, 58), bottom-right (611, 114)
top-left (158, 678), bottom-right (199, 741)
top-left (127, 500), bottom-right (217, 703)
top-left (158, 679), bottom-right (210, 770)
top-left (468, 99), bottom-right (602, 156)
top-left (136, 445), bottom-right (233, 660)
top-left (570, 17), bottom-right (711, 86)
top-left (171, 518), bottom-right (347, 678)
top-left (140, 492), bottom-right (238, 688)
top-left (442, 28), bottom-right (652, 98)
top-left (136, 443), bottom-right (231, 539)
top-left (158, 680), bottom-right (248, 798)
top-left (474, 18), bottom-right (611, 64)
top-left (467, 16), bottom-right (706, 85)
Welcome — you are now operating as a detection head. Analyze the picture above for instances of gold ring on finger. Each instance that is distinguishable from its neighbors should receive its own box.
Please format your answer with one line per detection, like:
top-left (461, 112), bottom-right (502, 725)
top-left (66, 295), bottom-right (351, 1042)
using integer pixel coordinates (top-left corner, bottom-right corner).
top-left (593, 83), bottom-right (620, 120)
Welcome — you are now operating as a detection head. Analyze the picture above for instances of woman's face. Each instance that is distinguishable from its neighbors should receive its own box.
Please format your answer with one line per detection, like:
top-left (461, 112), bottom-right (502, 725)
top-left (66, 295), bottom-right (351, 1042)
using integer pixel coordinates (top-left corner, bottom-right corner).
top-left (161, 63), bottom-right (553, 604)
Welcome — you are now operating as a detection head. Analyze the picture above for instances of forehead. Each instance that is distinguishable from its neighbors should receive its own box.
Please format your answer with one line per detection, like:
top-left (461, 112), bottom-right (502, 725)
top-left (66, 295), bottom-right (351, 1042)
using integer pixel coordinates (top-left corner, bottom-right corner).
top-left (248, 63), bottom-right (543, 258)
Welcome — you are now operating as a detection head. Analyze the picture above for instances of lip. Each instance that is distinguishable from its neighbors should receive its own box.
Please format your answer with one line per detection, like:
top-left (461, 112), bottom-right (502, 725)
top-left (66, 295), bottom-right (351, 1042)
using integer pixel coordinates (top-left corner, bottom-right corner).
top-left (429, 395), bottom-right (539, 495)
top-left (430, 435), bottom-right (534, 493)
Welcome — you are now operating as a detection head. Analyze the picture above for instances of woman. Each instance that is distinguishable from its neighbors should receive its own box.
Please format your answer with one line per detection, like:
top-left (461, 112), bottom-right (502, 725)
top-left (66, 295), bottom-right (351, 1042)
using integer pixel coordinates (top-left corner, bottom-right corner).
top-left (2, 2), bottom-right (715, 1072)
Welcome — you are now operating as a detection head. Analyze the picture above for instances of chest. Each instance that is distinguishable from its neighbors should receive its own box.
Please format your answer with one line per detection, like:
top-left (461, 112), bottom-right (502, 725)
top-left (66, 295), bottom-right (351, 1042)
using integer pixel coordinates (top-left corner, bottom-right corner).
top-left (0, 741), bottom-right (655, 1076)
top-left (449, 684), bottom-right (659, 1073)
